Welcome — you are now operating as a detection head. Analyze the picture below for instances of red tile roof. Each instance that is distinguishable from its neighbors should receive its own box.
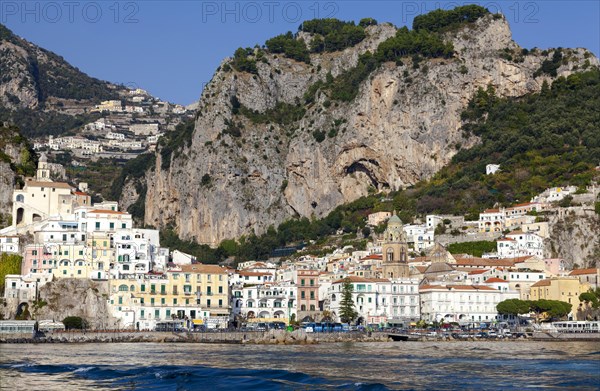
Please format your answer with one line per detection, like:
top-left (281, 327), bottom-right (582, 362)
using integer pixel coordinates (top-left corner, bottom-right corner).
top-left (485, 277), bottom-right (508, 283)
top-left (569, 268), bottom-right (599, 276)
top-left (89, 209), bottom-right (127, 215)
top-left (531, 279), bottom-right (551, 287)
top-left (468, 269), bottom-right (490, 275)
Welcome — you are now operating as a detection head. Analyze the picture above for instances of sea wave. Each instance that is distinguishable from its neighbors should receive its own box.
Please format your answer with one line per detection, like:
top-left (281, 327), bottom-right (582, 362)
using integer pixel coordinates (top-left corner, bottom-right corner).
top-left (2, 362), bottom-right (390, 390)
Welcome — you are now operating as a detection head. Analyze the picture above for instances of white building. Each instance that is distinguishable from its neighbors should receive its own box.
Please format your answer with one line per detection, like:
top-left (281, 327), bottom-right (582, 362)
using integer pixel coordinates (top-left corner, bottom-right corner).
top-left (232, 283), bottom-right (297, 322)
top-left (419, 284), bottom-right (519, 324)
top-left (532, 186), bottom-right (577, 203)
top-left (112, 229), bottom-right (163, 276)
top-left (403, 224), bottom-right (434, 252)
top-left (12, 180), bottom-right (74, 228)
top-left (106, 132), bottom-right (125, 140)
top-left (486, 164), bottom-right (501, 175)
top-left (327, 276), bottom-right (420, 326)
top-left (0, 236), bottom-right (19, 253)
top-left (76, 209), bottom-right (133, 234)
top-left (497, 231), bottom-right (544, 258)
top-left (130, 123), bottom-right (159, 136)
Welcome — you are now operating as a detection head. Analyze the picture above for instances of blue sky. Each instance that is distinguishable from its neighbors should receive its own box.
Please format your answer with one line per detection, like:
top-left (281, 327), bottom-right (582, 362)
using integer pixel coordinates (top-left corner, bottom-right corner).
top-left (3, 1), bottom-right (599, 105)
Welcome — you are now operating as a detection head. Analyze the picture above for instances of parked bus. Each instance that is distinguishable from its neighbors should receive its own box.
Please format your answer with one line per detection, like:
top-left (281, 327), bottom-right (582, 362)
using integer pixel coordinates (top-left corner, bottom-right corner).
top-left (552, 321), bottom-right (600, 333)
top-left (154, 320), bottom-right (185, 332)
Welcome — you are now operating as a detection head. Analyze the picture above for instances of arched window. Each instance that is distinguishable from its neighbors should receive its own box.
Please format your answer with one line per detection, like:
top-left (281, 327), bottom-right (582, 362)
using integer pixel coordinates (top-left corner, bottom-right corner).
top-left (331, 294), bottom-right (337, 302)
top-left (130, 285), bottom-right (135, 292)
top-left (118, 284), bottom-right (129, 292)
top-left (301, 304), bottom-right (306, 311)
top-left (387, 248), bottom-right (394, 262)
top-left (309, 305), bottom-right (315, 311)
top-left (16, 194), bottom-right (24, 202)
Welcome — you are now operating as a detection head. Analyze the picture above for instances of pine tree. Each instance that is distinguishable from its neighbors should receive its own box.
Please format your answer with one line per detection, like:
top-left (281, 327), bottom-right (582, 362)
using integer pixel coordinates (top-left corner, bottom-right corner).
top-left (339, 278), bottom-right (358, 323)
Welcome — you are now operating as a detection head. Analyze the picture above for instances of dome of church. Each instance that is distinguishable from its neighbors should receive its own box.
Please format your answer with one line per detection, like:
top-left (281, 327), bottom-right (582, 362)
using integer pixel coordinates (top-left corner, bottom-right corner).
top-left (388, 214), bottom-right (402, 225)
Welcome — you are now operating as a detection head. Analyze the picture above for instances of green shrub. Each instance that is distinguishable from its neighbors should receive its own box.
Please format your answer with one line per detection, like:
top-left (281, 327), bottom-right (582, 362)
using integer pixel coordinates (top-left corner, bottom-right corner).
top-left (63, 316), bottom-right (88, 330)
top-left (231, 47), bottom-right (258, 74)
top-left (300, 18), bottom-right (366, 52)
top-left (265, 32), bottom-right (310, 63)
top-left (412, 5), bottom-right (489, 32)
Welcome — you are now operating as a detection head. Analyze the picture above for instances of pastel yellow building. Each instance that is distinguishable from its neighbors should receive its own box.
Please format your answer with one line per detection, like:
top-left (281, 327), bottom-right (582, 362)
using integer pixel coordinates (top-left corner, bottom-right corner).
top-left (529, 277), bottom-right (590, 320)
top-left (108, 264), bottom-right (230, 329)
top-left (52, 244), bottom-right (93, 279)
top-left (86, 232), bottom-right (115, 279)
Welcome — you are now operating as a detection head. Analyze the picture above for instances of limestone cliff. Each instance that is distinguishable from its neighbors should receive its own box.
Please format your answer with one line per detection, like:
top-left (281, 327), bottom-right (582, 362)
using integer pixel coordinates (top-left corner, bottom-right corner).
top-left (0, 124), bottom-right (36, 227)
top-left (547, 206), bottom-right (600, 269)
top-left (137, 15), bottom-right (597, 245)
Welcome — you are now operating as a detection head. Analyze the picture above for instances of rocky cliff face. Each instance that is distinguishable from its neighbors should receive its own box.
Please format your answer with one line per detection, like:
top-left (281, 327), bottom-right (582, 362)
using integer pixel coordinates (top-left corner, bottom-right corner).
top-left (0, 125), bottom-right (36, 227)
top-left (547, 206), bottom-right (600, 269)
top-left (138, 15), bottom-right (597, 245)
top-left (0, 23), bottom-right (120, 112)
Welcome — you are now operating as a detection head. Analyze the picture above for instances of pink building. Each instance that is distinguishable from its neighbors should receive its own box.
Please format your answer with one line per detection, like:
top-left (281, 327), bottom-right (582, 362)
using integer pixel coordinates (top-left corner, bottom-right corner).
top-left (543, 258), bottom-right (566, 276)
top-left (21, 244), bottom-right (55, 276)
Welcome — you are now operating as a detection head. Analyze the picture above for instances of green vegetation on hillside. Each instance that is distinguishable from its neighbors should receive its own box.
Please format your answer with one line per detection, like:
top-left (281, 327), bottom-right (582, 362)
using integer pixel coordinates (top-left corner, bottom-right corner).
top-left (0, 23), bottom-right (118, 104)
top-left (447, 241), bottom-right (497, 257)
top-left (0, 253), bottom-right (22, 293)
top-left (0, 124), bottom-right (37, 178)
top-left (265, 32), bottom-right (310, 63)
top-left (303, 6), bottom-right (485, 104)
top-left (300, 19), bottom-right (366, 53)
top-left (231, 47), bottom-right (259, 74)
top-left (174, 69), bottom-right (599, 264)
top-left (0, 106), bottom-right (102, 138)
top-left (158, 119), bottom-right (195, 169)
top-left (412, 5), bottom-right (490, 32)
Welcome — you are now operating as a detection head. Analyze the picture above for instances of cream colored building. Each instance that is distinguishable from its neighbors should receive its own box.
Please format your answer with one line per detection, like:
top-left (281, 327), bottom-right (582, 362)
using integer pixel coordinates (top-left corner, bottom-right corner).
top-left (529, 277), bottom-right (590, 320)
top-left (108, 264), bottom-right (230, 330)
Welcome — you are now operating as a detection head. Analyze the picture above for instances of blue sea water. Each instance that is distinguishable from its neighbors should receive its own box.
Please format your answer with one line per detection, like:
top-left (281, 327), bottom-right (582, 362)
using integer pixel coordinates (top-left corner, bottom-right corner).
top-left (1, 341), bottom-right (599, 390)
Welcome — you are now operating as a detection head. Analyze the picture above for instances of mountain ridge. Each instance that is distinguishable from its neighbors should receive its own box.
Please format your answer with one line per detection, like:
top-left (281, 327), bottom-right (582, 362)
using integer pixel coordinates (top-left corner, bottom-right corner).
top-left (124, 8), bottom-right (597, 246)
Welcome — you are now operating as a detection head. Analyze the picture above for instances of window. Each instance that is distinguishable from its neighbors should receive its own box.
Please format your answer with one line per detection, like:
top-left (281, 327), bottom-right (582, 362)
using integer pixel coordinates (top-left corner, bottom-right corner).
top-left (32, 250), bottom-right (38, 255)
top-left (119, 285), bottom-right (128, 292)
top-left (155, 309), bottom-right (160, 318)
top-left (310, 291), bottom-right (315, 300)
top-left (95, 222), bottom-right (100, 230)
top-left (173, 298), bottom-right (178, 305)
top-left (301, 279), bottom-right (305, 286)
top-left (218, 299), bottom-right (223, 307)
top-left (122, 223), bottom-right (126, 229)
top-left (301, 291), bottom-right (306, 299)
top-left (109, 223), bottom-right (114, 229)
top-left (218, 286), bottom-right (223, 294)
top-left (161, 298), bottom-right (165, 305)
top-left (118, 296), bottom-right (123, 304)
top-left (166, 310), bottom-right (171, 317)
top-left (207, 299), bottom-right (211, 308)
top-left (151, 298), bottom-right (155, 305)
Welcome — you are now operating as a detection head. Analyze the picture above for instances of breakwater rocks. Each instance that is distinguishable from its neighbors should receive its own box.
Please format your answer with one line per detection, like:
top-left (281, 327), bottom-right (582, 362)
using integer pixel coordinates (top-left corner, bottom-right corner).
top-left (3, 330), bottom-right (597, 344)
top-left (0, 330), bottom-right (390, 345)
